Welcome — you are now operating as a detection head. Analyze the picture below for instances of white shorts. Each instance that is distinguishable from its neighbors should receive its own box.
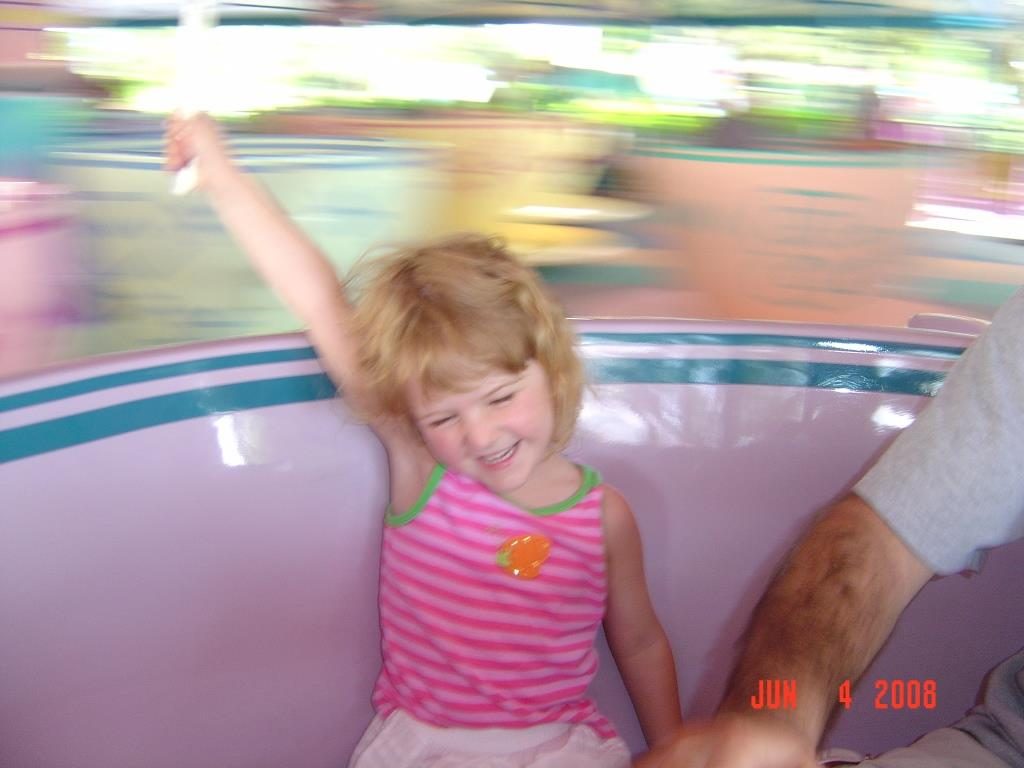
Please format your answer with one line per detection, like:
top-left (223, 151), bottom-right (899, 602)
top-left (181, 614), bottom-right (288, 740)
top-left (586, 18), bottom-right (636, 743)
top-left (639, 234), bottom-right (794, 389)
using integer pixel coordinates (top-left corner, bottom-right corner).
top-left (347, 709), bottom-right (632, 768)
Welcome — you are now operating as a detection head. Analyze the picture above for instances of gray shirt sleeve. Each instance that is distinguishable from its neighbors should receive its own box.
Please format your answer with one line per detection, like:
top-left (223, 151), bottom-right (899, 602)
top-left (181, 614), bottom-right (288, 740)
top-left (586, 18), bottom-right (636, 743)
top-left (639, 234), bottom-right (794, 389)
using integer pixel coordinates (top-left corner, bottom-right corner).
top-left (854, 289), bottom-right (1024, 575)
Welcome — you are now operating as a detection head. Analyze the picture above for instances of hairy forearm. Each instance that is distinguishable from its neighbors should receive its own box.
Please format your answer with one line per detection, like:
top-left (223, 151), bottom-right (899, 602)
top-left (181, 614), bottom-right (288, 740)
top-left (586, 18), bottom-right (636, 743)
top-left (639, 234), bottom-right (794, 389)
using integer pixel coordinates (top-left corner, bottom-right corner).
top-left (719, 493), bottom-right (930, 744)
top-left (204, 162), bottom-right (349, 327)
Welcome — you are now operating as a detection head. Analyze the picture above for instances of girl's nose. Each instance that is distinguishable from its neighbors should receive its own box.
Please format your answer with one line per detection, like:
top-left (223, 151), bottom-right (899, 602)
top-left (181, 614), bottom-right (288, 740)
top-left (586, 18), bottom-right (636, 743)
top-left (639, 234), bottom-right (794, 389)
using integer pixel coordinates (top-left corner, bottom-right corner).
top-left (464, 415), bottom-right (496, 452)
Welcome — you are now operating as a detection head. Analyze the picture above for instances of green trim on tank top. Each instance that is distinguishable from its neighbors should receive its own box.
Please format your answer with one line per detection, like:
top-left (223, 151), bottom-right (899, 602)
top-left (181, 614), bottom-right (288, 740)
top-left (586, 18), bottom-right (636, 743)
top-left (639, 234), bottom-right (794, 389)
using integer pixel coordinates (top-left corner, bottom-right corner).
top-left (512, 465), bottom-right (602, 516)
top-left (384, 463), bottom-right (602, 526)
top-left (385, 464), bottom-right (446, 527)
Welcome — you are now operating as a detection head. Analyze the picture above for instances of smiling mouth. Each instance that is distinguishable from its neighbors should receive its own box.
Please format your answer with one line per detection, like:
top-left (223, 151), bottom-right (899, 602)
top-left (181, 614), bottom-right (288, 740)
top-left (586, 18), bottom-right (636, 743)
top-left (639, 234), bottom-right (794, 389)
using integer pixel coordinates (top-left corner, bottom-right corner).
top-left (480, 442), bottom-right (518, 466)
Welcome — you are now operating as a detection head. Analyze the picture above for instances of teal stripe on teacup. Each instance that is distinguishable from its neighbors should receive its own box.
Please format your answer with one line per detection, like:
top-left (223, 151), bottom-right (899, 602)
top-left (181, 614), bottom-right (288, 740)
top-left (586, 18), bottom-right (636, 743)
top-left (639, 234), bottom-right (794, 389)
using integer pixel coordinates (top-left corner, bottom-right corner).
top-left (0, 347), bottom-right (319, 414)
top-left (585, 358), bottom-right (946, 397)
top-left (579, 333), bottom-right (966, 359)
top-left (2, 359), bottom-right (948, 463)
top-left (0, 373), bottom-right (336, 464)
top-left (2, 332), bottom-right (964, 414)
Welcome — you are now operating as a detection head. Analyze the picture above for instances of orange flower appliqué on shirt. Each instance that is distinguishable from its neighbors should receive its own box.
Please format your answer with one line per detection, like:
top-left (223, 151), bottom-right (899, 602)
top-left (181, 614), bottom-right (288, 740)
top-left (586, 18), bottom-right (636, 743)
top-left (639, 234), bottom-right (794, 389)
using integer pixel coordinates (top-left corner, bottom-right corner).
top-left (496, 533), bottom-right (551, 579)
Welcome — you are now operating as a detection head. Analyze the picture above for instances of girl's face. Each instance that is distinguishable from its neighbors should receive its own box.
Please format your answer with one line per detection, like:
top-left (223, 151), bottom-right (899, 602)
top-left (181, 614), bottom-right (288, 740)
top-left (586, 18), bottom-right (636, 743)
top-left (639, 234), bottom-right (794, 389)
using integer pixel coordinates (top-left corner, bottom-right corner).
top-left (407, 360), bottom-right (556, 495)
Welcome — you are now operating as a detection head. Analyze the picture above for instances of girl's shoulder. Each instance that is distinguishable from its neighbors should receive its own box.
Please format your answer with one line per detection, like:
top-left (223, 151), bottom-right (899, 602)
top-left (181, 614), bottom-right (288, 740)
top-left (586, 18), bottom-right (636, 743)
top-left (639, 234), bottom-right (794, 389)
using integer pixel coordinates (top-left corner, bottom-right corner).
top-left (599, 480), bottom-right (628, 505)
top-left (597, 482), bottom-right (637, 533)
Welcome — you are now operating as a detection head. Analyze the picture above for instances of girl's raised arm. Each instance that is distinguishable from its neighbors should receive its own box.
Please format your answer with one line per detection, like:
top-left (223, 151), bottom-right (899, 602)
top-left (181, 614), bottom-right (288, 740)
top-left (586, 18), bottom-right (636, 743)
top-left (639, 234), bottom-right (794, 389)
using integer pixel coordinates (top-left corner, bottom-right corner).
top-left (165, 113), bottom-right (366, 407)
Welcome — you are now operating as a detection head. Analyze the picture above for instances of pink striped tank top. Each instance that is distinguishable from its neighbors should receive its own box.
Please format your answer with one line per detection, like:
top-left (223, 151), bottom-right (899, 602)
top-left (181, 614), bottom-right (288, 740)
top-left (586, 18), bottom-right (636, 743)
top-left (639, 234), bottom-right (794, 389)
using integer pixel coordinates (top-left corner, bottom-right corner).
top-left (372, 463), bottom-right (616, 739)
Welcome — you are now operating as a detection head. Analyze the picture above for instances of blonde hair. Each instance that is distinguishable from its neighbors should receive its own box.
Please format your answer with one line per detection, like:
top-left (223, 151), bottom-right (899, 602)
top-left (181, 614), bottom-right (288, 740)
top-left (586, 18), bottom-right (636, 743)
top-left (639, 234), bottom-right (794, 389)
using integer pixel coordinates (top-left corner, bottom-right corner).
top-left (348, 233), bottom-right (583, 450)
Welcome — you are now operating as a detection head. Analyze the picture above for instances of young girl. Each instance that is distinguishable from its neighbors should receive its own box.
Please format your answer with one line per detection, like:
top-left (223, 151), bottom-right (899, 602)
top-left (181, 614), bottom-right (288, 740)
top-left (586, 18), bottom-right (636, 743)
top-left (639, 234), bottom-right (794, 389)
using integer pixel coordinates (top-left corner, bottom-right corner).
top-left (165, 114), bottom-right (682, 767)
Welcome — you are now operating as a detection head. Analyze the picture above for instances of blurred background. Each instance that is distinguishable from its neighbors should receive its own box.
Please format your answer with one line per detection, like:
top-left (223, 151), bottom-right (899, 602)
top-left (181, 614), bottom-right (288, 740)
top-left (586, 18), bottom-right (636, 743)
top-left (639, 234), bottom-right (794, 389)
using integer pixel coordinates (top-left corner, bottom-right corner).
top-left (4, 0), bottom-right (1024, 377)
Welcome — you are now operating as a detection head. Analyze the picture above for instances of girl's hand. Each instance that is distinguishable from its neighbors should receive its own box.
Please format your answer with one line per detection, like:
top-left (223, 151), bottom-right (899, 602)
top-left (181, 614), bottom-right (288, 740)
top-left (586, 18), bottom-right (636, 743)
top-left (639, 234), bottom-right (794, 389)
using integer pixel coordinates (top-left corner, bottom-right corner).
top-left (164, 112), bottom-right (234, 191)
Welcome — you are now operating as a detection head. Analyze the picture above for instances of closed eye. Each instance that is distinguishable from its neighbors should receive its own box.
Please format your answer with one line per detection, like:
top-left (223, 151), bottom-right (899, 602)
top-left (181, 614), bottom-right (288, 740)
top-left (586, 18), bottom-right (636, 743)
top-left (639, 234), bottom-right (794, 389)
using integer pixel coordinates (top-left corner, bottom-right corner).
top-left (490, 393), bottom-right (514, 405)
top-left (429, 415), bottom-right (454, 428)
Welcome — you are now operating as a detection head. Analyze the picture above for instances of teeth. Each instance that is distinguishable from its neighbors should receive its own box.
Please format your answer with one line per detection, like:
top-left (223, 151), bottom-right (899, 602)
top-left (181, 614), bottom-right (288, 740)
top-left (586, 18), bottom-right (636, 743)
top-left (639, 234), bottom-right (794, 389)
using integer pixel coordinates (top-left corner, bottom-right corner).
top-left (482, 444), bottom-right (515, 464)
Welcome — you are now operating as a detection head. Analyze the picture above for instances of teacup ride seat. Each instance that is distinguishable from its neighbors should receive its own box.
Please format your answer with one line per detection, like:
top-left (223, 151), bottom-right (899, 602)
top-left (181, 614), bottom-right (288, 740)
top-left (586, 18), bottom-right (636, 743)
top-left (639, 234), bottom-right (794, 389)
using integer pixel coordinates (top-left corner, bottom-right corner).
top-left (2, 316), bottom-right (1022, 767)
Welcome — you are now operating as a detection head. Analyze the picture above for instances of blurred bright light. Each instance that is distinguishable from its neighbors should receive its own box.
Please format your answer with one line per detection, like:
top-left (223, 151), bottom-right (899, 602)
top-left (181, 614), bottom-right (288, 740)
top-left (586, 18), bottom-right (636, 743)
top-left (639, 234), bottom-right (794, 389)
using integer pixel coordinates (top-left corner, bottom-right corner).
top-left (368, 60), bottom-right (496, 102)
top-left (490, 23), bottom-right (603, 67)
top-left (636, 40), bottom-right (736, 103)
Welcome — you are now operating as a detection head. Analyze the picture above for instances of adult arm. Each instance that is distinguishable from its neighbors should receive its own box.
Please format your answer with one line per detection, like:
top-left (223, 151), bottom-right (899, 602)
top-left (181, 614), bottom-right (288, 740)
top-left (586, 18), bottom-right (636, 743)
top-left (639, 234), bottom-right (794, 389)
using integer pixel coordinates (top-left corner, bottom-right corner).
top-left (719, 492), bottom-right (933, 739)
top-left (636, 289), bottom-right (1024, 767)
top-left (635, 493), bottom-right (932, 768)
top-left (725, 288), bottom-right (1024, 741)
